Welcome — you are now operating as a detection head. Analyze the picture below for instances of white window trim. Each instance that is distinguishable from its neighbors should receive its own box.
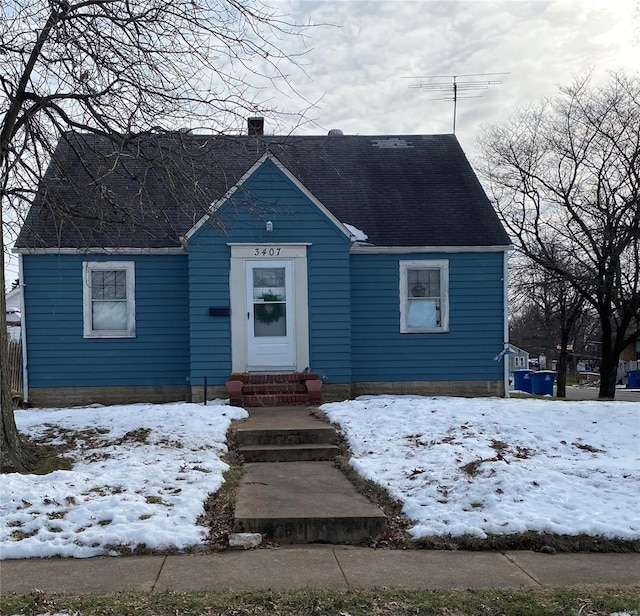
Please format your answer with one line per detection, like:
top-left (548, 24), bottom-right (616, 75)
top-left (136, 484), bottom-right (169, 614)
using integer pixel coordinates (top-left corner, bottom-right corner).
top-left (83, 261), bottom-right (136, 338)
top-left (399, 259), bottom-right (449, 333)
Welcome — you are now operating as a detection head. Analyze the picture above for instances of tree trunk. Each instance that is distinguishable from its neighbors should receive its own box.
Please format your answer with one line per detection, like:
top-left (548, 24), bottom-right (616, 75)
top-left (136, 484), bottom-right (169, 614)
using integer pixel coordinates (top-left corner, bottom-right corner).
top-left (0, 383), bottom-right (34, 473)
top-left (598, 357), bottom-right (618, 399)
top-left (556, 350), bottom-right (569, 398)
top-left (598, 319), bottom-right (617, 399)
top-left (0, 232), bottom-right (34, 473)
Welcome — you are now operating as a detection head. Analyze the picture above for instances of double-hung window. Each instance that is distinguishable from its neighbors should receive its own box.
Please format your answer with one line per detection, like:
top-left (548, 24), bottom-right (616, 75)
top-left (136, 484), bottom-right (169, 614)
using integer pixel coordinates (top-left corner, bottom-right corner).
top-left (400, 260), bottom-right (449, 333)
top-left (83, 262), bottom-right (135, 338)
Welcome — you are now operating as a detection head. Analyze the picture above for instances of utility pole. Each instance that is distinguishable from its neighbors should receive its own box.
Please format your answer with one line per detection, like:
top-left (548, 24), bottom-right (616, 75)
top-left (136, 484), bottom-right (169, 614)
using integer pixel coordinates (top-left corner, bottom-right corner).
top-left (406, 72), bottom-right (508, 133)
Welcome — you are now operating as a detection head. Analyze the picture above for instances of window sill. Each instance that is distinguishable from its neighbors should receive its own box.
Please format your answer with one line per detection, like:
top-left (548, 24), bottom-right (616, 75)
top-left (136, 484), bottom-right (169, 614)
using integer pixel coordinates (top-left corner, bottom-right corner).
top-left (401, 328), bottom-right (449, 334)
top-left (83, 332), bottom-right (136, 339)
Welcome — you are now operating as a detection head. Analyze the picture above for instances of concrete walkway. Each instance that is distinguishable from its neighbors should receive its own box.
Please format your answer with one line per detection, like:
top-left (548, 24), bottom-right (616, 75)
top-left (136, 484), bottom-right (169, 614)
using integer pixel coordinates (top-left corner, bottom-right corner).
top-left (235, 462), bottom-right (388, 543)
top-left (232, 407), bottom-right (387, 543)
top-left (1, 548), bottom-right (639, 594)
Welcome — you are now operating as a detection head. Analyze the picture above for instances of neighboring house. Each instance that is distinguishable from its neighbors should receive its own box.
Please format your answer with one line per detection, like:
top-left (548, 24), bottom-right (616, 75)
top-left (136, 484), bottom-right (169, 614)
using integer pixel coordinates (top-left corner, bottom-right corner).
top-left (5, 285), bottom-right (22, 313)
top-left (5, 287), bottom-right (23, 395)
top-left (620, 337), bottom-right (640, 378)
top-left (5, 286), bottom-right (22, 342)
top-left (14, 125), bottom-right (511, 407)
top-left (620, 338), bottom-right (640, 363)
top-left (508, 345), bottom-right (530, 374)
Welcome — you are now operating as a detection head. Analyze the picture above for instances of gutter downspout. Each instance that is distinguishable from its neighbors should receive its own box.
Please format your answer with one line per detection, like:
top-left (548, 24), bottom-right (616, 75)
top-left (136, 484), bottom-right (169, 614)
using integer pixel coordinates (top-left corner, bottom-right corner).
top-left (18, 253), bottom-right (28, 404)
top-left (503, 248), bottom-right (510, 398)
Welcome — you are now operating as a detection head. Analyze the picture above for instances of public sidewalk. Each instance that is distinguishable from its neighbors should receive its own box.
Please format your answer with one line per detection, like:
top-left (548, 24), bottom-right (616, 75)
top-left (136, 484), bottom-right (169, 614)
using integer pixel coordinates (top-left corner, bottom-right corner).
top-left (1, 547), bottom-right (639, 595)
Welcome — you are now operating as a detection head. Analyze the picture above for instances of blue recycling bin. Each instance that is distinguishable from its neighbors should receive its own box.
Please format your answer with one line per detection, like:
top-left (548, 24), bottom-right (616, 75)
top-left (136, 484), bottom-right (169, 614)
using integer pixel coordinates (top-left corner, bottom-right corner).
top-left (513, 369), bottom-right (534, 393)
top-left (627, 370), bottom-right (640, 389)
top-left (531, 370), bottom-right (556, 396)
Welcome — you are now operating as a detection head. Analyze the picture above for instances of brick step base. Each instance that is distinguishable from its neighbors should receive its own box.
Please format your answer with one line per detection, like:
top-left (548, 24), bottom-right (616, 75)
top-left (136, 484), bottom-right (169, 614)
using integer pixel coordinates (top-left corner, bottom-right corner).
top-left (242, 383), bottom-right (307, 395)
top-left (242, 393), bottom-right (309, 407)
top-left (226, 372), bottom-right (322, 407)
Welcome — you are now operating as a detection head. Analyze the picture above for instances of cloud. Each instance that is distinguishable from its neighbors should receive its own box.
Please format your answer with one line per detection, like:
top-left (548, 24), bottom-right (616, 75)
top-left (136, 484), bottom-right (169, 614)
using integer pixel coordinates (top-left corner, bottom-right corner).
top-left (280, 0), bottom-right (637, 151)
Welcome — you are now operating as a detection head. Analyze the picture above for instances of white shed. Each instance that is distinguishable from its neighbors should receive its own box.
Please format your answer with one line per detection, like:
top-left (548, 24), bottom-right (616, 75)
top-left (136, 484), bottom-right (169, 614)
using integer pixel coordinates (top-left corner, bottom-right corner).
top-left (508, 344), bottom-right (530, 374)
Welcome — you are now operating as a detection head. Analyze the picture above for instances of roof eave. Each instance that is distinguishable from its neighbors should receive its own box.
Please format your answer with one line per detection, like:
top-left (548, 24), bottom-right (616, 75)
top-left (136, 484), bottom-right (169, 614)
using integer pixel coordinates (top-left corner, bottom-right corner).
top-left (350, 244), bottom-right (513, 254)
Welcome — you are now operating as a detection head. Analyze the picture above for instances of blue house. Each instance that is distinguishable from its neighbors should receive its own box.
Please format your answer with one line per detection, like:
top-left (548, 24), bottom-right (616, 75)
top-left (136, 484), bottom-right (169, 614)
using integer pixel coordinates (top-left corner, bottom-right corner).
top-left (14, 124), bottom-right (511, 407)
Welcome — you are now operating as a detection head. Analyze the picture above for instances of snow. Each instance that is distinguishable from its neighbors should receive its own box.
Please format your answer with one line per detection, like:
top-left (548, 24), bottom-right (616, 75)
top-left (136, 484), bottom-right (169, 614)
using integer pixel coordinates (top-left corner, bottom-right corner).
top-left (1, 395), bottom-right (639, 561)
top-left (322, 396), bottom-right (640, 540)
top-left (343, 223), bottom-right (368, 242)
top-left (0, 402), bottom-right (247, 559)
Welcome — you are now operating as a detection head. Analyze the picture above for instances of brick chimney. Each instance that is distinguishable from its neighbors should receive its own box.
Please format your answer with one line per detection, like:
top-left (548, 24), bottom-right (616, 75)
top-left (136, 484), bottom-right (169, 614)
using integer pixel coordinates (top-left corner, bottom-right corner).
top-left (247, 117), bottom-right (264, 136)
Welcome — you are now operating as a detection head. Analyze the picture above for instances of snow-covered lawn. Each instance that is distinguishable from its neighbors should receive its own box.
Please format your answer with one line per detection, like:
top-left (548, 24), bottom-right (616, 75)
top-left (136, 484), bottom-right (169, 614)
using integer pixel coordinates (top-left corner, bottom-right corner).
top-left (0, 402), bottom-right (247, 560)
top-left (322, 396), bottom-right (640, 540)
top-left (2, 396), bottom-right (639, 561)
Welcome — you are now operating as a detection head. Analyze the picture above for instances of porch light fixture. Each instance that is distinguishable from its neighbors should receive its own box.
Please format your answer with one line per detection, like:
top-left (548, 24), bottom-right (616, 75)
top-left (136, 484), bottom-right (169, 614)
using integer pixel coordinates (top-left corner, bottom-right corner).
top-left (266, 221), bottom-right (273, 232)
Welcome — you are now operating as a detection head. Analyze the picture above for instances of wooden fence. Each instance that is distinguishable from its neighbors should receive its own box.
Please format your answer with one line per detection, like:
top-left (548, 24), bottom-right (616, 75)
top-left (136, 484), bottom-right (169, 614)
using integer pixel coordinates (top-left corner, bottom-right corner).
top-left (7, 338), bottom-right (23, 395)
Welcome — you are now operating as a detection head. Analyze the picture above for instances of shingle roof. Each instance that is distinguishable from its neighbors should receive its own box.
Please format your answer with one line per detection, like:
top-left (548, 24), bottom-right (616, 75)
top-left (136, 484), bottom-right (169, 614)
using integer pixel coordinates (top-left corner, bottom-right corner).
top-left (15, 131), bottom-right (510, 249)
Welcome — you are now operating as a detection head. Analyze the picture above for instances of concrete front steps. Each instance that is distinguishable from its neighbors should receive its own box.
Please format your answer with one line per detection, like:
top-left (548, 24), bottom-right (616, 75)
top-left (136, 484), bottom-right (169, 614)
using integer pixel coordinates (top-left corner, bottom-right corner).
top-left (233, 406), bottom-right (339, 463)
top-left (232, 407), bottom-right (387, 544)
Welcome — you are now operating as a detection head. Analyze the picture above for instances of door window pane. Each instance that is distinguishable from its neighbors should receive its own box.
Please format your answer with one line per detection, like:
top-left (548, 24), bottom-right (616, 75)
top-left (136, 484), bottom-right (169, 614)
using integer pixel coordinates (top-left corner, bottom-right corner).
top-left (253, 268), bottom-right (285, 300)
top-left (253, 267), bottom-right (286, 337)
top-left (254, 304), bottom-right (287, 337)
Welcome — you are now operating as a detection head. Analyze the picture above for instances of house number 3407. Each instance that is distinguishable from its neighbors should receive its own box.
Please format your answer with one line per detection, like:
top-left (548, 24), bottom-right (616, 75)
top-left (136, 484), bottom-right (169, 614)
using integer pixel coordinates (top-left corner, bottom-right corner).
top-left (254, 247), bottom-right (282, 256)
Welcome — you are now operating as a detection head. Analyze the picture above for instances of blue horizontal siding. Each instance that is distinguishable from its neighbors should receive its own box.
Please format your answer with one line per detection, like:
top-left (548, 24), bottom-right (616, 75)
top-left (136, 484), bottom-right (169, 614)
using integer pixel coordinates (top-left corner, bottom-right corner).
top-left (350, 252), bottom-right (505, 382)
top-left (188, 159), bottom-right (352, 385)
top-left (23, 254), bottom-right (190, 388)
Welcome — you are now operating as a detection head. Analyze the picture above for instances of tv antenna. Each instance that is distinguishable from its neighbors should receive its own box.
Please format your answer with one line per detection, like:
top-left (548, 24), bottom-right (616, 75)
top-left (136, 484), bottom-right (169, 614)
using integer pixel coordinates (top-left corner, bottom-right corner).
top-left (405, 72), bottom-right (508, 133)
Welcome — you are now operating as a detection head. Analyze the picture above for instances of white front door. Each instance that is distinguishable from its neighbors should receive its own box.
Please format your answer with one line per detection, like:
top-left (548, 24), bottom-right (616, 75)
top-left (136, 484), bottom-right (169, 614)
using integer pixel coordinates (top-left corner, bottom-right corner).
top-left (246, 260), bottom-right (296, 369)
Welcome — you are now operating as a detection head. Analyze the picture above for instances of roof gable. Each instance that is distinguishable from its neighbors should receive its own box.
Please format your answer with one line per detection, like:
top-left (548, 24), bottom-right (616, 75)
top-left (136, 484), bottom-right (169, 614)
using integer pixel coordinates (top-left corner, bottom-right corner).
top-left (185, 152), bottom-right (352, 242)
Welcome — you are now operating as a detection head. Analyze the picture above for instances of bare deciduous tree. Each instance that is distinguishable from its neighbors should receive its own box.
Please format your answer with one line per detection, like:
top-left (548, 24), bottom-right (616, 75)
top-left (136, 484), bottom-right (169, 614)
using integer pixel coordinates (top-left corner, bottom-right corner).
top-left (479, 72), bottom-right (640, 400)
top-left (1, 0), bottom-right (310, 471)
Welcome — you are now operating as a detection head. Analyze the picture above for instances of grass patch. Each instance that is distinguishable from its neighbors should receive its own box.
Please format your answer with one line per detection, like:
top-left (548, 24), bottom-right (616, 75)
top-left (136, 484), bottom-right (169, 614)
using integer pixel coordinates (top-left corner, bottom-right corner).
top-left (9, 529), bottom-right (38, 540)
top-left (1, 587), bottom-right (638, 616)
top-left (4, 425), bottom-right (112, 474)
top-left (117, 427), bottom-right (152, 445)
top-left (46, 511), bottom-right (67, 520)
top-left (30, 450), bottom-right (73, 475)
top-left (573, 441), bottom-right (606, 454)
top-left (144, 495), bottom-right (173, 507)
top-left (413, 532), bottom-right (640, 553)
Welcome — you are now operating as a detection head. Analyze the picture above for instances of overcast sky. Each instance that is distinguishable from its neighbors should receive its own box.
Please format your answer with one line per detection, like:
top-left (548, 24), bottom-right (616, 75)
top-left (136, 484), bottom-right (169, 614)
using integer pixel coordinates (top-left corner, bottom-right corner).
top-left (3, 0), bottom-right (638, 290)
top-left (281, 0), bottom-right (637, 152)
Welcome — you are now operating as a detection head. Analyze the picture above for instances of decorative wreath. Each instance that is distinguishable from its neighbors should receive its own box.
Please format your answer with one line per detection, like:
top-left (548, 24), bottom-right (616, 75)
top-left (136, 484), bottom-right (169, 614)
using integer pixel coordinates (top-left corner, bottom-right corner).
top-left (255, 292), bottom-right (285, 324)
